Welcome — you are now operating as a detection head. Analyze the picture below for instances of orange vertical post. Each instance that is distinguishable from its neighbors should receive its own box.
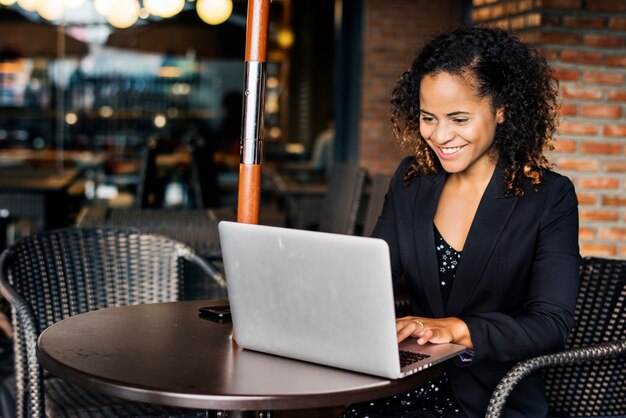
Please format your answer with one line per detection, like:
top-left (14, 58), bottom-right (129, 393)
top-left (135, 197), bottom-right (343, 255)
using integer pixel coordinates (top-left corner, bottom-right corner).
top-left (237, 0), bottom-right (270, 224)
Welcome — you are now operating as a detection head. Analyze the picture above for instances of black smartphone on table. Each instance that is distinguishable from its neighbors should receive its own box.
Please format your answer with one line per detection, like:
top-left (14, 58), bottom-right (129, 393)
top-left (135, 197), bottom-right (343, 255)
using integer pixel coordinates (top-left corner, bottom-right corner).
top-left (198, 304), bottom-right (231, 320)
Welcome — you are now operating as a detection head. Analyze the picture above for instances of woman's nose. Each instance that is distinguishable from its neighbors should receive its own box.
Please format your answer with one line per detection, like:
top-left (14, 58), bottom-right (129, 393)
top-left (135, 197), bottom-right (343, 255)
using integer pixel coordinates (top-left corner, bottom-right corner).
top-left (430, 122), bottom-right (454, 145)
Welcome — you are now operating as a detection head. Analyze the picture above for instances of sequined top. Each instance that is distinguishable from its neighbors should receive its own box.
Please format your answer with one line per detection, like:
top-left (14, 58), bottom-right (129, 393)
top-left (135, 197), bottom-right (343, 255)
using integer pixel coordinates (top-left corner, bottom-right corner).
top-left (434, 224), bottom-right (462, 308)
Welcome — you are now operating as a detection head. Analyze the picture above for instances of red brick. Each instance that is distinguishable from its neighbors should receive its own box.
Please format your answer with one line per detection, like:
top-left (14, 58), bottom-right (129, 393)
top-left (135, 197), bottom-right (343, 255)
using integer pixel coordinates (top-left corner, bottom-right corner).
top-left (608, 17), bottom-right (626, 30)
top-left (558, 103), bottom-right (577, 116)
top-left (576, 193), bottom-right (597, 205)
top-left (560, 50), bottom-right (603, 65)
top-left (540, 13), bottom-right (561, 26)
top-left (553, 68), bottom-right (579, 81)
top-left (579, 210), bottom-right (620, 222)
top-left (539, 48), bottom-right (559, 60)
top-left (603, 124), bottom-right (626, 137)
top-left (605, 161), bottom-right (626, 172)
top-left (579, 177), bottom-right (620, 188)
top-left (472, 7), bottom-right (490, 21)
top-left (581, 141), bottom-right (623, 155)
top-left (583, 34), bottom-right (626, 48)
top-left (607, 89), bottom-right (626, 101)
top-left (578, 227), bottom-right (596, 240)
top-left (586, 0), bottom-right (626, 12)
top-left (558, 121), bottom-right (599, 135)
top-left (526, 12), bottom-right (542, 27)
top-left (552, 139), bottom-right (577, 152)
top-left (598, 227), bottom-right (626, 241)
top-left (583, 72), bottom-right (626, 85)
top-left (603, 195), bottom-right (626, 206)
top-left (563, 16), bottom-right (605, 28)
top-left (557, 158), bottom-right (600, 171)
top-left (581, 105), bottom-right (622, 119)
top-left (542, 0), bottom-right (582, 8)
top-left (605, 55), bottom-right (626, 67)
top-left (539, 31), bottom-right (581, 45)
top-left (561, 86), bottom-right (603, 100)
top-left (580, 243), bottom-right (617, 257)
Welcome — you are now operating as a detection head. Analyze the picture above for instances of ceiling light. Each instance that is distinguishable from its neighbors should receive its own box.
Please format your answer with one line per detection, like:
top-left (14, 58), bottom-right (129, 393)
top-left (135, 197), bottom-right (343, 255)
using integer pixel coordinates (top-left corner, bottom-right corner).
top-left (144, 0), bottom-right (185, 18)
top-left (17, 0), bottom-right (40, 12)
top-left (106, 0), bottom-right (139, 28)
top-left (196, 0), bottom-right (232, 25)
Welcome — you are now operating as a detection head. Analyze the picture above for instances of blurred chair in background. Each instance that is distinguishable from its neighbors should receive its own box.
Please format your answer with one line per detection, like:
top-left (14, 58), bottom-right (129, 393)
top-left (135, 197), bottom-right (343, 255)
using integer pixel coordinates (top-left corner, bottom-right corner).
top-left (361, 174), bottom-right (391, 238)
top-left (318, 163), bottom-right (366, 236)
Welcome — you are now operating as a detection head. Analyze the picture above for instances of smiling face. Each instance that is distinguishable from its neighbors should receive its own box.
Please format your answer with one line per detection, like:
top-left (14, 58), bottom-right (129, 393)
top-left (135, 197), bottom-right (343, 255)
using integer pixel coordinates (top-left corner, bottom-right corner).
top-left (419, 72), bottom-right (503, 178)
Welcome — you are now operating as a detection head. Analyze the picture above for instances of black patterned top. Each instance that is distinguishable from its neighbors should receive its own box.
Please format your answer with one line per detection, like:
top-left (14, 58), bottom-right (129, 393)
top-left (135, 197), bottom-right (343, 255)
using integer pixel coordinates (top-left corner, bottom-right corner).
top-left (434, 224), bottom-right (462, 308)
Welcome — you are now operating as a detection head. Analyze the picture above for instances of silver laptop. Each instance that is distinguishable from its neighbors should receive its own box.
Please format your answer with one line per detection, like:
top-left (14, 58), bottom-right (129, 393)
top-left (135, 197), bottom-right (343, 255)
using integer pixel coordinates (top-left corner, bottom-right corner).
top-left (218, 221), bottom-right (467, 379)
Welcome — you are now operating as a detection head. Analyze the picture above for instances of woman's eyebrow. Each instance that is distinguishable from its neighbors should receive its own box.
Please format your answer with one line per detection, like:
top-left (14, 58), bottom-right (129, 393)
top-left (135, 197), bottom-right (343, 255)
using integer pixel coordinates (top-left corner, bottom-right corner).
top-left (420, 110), bottom-right (471, 117)
top-left (447, 111), bottom-right (471, 117)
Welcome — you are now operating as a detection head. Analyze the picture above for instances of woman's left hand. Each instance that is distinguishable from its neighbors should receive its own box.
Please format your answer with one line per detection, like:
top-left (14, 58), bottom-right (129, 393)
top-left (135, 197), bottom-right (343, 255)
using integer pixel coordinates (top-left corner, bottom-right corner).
top-left (396, 316), bottom-right (473, 349)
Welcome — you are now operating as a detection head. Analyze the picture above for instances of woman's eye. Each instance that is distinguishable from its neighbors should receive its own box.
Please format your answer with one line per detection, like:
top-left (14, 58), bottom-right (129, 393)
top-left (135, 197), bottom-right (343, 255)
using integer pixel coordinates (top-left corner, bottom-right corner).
top-left (420, 116), bottom-right (434, 123)
top-left (453, 118), bottom-right (468, 124)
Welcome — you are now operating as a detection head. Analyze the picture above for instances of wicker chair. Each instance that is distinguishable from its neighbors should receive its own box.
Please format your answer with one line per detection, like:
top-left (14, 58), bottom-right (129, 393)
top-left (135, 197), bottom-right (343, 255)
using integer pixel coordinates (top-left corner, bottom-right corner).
top-left (486, 256), bottom-right (626, 417)
top-left (361, 174), bottom-right (391, 238)
top-left (0, 228), bottom-right (218, 418)
top-left (318, 164), bottom-right (366, 236)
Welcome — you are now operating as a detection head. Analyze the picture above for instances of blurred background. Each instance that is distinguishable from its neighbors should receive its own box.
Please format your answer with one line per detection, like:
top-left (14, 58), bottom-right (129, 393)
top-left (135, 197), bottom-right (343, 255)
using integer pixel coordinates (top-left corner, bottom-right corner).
top-left (0, 0), bottom-right (623, 258)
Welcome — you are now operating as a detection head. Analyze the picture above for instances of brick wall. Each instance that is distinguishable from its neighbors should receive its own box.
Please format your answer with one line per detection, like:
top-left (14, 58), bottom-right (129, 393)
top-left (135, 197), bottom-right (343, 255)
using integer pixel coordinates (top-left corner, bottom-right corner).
top-left (358, 0), bottom-right (466, 174)
top-left (471, 0), bottom-right (626, 257)
top-left (358, 0), bottom-right (626, 258)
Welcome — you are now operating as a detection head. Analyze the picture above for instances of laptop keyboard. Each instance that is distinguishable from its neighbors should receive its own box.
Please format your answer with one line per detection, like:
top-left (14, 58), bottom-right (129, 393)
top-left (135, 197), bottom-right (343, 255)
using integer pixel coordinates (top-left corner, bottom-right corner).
top-left (399, 350), bottom-right (431, 367)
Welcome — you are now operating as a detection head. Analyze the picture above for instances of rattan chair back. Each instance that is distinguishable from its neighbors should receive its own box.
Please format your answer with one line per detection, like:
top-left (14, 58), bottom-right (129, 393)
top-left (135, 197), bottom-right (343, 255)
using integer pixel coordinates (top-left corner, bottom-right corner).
top-left (0, 228), bottom-right (212, 418)
top-left (486, 256), bottom-right (626, 417)
top-left (541, 256), bottom-right (626, 416)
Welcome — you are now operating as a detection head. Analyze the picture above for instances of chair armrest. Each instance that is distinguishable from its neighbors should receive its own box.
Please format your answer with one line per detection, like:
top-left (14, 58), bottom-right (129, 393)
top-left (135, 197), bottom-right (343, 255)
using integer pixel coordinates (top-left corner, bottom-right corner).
top-left (485, 340), bottom-right (626, 418)
top-left (176, 245), bottom-right (226, 288)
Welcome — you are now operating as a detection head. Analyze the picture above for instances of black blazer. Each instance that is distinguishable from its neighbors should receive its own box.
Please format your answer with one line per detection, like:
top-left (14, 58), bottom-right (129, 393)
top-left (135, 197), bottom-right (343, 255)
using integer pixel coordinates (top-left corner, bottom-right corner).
top-left (372, 157), bottom-right (581, 418)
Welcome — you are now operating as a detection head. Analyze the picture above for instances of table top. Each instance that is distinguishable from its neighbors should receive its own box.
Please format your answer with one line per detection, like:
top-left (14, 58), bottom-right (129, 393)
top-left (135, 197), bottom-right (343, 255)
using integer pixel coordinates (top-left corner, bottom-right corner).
top-left (0, 149), bottom-right (108, 169)
top-left (38, 300), bottom-right (440, 411)
top-left (0, 167), bottom-right (79, 192)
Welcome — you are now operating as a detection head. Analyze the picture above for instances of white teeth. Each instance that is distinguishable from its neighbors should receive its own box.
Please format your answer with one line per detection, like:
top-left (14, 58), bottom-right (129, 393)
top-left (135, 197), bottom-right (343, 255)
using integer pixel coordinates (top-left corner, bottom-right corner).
top-left (440, 146), bottom-right (464, 154)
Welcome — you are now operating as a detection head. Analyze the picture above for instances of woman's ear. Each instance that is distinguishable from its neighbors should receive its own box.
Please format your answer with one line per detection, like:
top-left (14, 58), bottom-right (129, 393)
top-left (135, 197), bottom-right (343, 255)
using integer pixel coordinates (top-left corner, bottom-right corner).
top-left (496, 107), bottom-right (505, 124)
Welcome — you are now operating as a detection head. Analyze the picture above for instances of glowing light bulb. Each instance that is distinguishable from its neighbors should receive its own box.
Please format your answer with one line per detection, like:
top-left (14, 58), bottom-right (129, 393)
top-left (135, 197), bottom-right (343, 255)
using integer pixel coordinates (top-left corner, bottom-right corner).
top-left (276, 27), bottom-right (295, 49)
top-left (36, 0), bottom-right (64, 21)
top-left (196, 0), bottom-right (232, 25)
top-left (144, 0), bottom-right (184, 18)
top-left (106, 0), bottom-right (139, 28)
top-left (17, 0), bottom-right (41, 12)
top-left (0, 0), bottom-right (18, 6)
top-left (94, 0), bottom-right (112, 17)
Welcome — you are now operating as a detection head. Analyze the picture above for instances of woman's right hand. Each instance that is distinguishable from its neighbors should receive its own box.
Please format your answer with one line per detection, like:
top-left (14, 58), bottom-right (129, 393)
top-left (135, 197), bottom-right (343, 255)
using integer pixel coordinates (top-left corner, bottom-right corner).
top-left (396, 316), bottom-right (473, 349)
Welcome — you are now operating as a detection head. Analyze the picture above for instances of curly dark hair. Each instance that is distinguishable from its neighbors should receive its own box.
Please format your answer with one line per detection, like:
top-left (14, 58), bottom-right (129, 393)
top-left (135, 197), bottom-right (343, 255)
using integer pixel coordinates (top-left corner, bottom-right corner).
top-left (390, 26), bottom-right (560, 195)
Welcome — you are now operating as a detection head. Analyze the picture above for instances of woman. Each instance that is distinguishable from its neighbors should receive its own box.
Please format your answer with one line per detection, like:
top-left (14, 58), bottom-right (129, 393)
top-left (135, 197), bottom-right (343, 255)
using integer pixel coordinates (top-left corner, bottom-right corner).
top-left (340, 26), bottom-right (580, 417)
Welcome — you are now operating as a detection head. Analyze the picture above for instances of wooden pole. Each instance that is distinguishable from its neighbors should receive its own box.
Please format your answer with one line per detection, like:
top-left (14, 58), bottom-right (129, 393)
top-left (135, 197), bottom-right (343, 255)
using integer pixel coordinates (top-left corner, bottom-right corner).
top-left (237, 0), bottom-right (270, 224)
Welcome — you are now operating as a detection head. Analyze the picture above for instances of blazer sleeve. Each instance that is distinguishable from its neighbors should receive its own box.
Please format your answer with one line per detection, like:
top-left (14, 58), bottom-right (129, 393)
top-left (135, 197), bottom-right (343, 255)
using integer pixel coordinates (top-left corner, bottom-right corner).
top-left (462, 175), bottom-right (581, 363)
top-left (371, 157), bottom-right (412, 286)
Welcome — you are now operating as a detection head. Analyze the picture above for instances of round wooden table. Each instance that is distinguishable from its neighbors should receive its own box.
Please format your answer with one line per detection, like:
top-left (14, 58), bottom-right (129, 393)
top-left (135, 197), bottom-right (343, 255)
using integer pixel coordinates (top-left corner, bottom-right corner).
top-left (38, 300), bottom-right (441, 412)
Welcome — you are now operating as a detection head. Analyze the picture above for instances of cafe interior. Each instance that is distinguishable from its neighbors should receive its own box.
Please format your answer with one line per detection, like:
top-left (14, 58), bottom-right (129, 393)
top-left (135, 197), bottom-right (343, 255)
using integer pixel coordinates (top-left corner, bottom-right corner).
top-left (0, 0), bottom-right (624, 417)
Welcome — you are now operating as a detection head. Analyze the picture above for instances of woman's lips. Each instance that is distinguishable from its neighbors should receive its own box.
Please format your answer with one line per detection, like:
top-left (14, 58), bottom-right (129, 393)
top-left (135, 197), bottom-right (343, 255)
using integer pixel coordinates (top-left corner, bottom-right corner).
top-left (436, 145), bottom-right (466, 159)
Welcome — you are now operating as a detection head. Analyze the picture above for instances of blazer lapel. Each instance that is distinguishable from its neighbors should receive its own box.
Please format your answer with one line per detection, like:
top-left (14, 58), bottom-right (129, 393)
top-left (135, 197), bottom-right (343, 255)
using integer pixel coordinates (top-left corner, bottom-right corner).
top-left (412, 172), bottom-right (447, 318)
top-left (446, 165), bottom-right (518, 316)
